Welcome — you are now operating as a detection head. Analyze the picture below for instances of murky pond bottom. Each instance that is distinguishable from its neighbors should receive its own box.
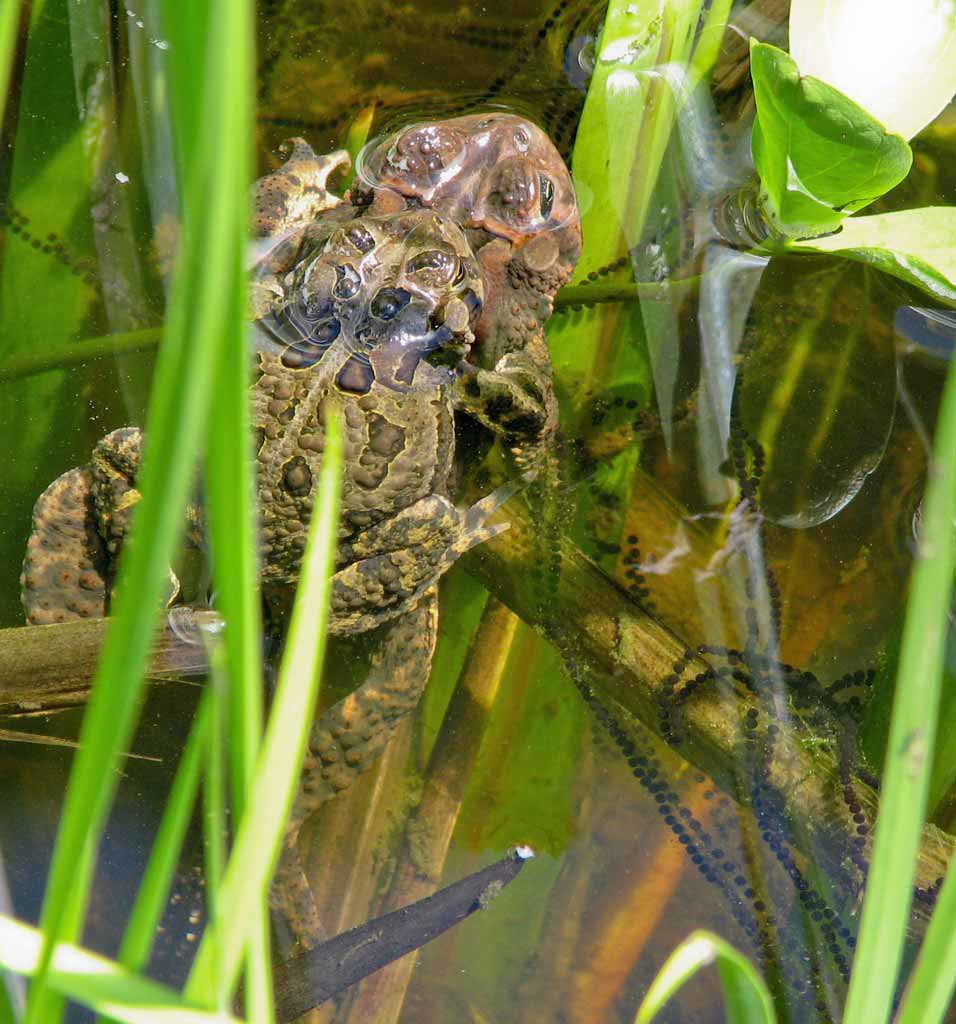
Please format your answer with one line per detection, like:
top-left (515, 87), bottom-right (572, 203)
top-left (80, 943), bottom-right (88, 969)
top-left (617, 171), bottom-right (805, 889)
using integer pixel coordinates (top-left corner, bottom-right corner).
top-left (2, 0), bottom-right (956, 1021)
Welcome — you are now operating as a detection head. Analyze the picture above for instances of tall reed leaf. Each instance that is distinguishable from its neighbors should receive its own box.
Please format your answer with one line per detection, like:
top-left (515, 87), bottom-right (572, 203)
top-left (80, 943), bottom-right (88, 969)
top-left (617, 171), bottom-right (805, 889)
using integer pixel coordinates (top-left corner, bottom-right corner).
top-left (844, 363), bottom-right (956, 1022)
top-left (185, 416), bottom-right (343, 1008)
top-left (23, 0), bottom-right (254, 1017)
top-left (0, 914), bottom-right (241, 1024)
top-left (634, 930), bottom-right (775, 1024)
top-left (0, 0), bottom-right (19, 126)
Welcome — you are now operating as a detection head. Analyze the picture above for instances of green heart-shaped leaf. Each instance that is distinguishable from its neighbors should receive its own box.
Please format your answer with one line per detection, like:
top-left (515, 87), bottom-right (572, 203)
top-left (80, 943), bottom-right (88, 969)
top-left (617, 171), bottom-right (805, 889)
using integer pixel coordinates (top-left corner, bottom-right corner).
top-left (750, 41), bottom-right (913, 238)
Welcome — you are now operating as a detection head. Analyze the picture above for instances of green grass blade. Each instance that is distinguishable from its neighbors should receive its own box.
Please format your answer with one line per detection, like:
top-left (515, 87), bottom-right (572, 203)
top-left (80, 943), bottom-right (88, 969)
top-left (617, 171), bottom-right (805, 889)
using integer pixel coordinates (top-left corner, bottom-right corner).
top-left (634, 930), bottom-right (776, 1024)
top-left (0, 915), bottom-right (241, 1024)
top-left (115, 694), bottom-right (211, 974)
top-left (202, 643), bottom-right (228, 956)
top-left (184, 415), bottom-right (343, 1007)
top-left (0, 988), bottom-right (15, 1024)
top-left (242, 915), bottom-right (275, 1023)
top-left (0, 0), bottom-right (20, 126)
top-left (897, 858), bottom-right (956, 1024)
top-left (843, 361), bottom-right (956, 1023)
top-left (23, 0), bottom-right (254, 1015)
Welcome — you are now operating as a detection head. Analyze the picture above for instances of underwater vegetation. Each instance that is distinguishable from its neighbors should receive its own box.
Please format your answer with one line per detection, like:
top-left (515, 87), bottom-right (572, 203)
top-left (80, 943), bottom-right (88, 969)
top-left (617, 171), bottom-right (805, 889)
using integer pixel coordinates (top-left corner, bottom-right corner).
top-left (1, 0), bottom-right (956, 1023)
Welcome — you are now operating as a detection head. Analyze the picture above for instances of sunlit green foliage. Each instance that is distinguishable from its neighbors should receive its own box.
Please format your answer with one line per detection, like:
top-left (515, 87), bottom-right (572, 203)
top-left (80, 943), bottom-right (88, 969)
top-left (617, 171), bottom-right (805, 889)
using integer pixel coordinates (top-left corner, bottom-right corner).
top-left (750, 42), bottom-right (912, 238)
top-left (785, 207), bottom-right (956, 305)
top-left (634, 930), bottom-right (775, 1024)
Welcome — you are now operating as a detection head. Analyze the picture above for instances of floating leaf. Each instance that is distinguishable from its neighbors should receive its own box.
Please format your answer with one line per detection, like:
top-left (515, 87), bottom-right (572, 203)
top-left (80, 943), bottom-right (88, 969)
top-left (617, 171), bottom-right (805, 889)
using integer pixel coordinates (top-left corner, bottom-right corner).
top-left (736, 256), bottom-right (897, 528)
top-left (750, 41), bottom-right (912, 238)
top-left (785, 207), bottom-right (956, 306)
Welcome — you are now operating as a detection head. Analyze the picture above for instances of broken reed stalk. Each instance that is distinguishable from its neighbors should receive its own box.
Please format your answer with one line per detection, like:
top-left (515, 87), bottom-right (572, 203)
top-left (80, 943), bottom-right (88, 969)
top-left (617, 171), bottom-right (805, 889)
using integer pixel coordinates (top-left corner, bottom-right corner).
top-left (459, 500), bottom-right (954, 939)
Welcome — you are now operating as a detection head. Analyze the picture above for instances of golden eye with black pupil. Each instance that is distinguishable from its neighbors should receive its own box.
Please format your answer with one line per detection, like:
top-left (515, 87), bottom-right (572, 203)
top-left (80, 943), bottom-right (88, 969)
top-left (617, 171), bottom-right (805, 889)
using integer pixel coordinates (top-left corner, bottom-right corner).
top-left (370, 287), bottom-right (411, 320)
top-left (539, 175), bottom-right (555, 219)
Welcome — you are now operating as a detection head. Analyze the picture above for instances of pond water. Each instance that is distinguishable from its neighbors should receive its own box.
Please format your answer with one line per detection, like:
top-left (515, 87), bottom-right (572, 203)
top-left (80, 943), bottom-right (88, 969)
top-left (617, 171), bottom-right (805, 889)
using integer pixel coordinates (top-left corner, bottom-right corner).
top-left (1, 1), bottom-right (956, 1022)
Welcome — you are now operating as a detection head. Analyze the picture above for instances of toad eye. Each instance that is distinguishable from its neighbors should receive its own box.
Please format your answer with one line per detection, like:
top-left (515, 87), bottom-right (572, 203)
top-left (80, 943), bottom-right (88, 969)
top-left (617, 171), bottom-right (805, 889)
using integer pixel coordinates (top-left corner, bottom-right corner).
top-left (513, 126), bottom-right (531, 152)
top-left (406, 248), bottom-right (459, 286)
top-left (370, 287), bottom-right (411, 320)
top-left (538, 174), bottom-right (555, 219)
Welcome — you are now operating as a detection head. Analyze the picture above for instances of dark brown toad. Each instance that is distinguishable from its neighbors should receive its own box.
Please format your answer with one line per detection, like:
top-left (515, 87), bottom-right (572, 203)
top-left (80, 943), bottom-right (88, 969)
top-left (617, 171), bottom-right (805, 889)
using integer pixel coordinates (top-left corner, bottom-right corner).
top-left (20, 117), bottom-right (581, 948)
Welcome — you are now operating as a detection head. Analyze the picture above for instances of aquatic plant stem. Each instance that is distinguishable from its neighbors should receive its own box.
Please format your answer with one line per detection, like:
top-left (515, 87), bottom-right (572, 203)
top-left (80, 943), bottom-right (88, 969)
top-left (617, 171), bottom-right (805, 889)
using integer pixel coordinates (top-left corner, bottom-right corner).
top-left (0, 618), bottom-right (206, 714)
top-left (459, 495), bottom-right (954, 933)
top-left (844, 363), bottom-right (956, 1021)
top-left (0, 328), bottom-right (162, 382)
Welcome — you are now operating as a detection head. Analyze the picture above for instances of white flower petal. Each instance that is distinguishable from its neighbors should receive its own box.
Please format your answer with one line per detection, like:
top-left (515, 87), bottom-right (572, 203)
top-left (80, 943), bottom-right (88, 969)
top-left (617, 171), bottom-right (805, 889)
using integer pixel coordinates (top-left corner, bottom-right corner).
top-left (790, 0), bottom-right (956, 139)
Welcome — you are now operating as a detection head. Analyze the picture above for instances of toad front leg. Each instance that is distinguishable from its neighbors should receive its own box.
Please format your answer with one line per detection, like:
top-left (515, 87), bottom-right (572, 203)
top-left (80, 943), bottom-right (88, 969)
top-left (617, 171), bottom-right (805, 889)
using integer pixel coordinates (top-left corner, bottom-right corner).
top-left (249, 139), bottom-right (350, 321)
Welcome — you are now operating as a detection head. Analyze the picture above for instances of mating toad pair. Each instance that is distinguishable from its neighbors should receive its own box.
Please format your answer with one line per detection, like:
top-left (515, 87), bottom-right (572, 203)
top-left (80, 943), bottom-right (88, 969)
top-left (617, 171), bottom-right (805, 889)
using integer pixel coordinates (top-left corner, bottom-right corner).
top-left (21, 113), bottom-right (581, 946)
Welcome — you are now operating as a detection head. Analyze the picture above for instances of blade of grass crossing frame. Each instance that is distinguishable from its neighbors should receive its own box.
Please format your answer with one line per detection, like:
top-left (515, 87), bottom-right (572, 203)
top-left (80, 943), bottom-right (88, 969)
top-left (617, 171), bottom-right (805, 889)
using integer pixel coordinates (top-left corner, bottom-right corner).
top-left (202, 194), bottom-right (272, 1014)
top-left (634, 931), bottom-right (776, 1024)
top-left (1, 914), bottom-right (242, 1024)
top-left (897, 857), bottom-right (956, 1024)
top-left (23, 0), bottom-right (254, 1017)
top-left (116, 693), bottom-right (211, 973)
top-left (0, 0), bottom-right (20, 127)
top-left (185, 415), bottom-right (343, 1007)
top-left (844, 361), bottom-right (956, 1024)
top-left (202, 641), bottom-right (229, 1012)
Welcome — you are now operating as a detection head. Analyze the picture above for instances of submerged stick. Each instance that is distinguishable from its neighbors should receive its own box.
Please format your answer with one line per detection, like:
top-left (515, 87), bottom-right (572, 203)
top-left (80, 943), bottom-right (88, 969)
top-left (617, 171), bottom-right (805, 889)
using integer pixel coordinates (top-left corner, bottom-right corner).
top-left (460, 497), bottom-right (954, 938)
top-left (0, 618), bottom-right (206, 715)
top-left (341, 599), bottom-right (519, 1024)
top-left (268, 849), bottom-right (532, 1022)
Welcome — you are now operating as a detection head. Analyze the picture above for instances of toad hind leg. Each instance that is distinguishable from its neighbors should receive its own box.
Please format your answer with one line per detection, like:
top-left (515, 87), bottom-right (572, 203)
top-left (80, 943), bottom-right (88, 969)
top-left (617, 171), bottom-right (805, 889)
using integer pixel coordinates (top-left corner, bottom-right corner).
top-left (271, 589), bottom-right (439, 950)
top-left (20, 427), bottom-right (145, 624)
top-left (20, 467), bottom-right (108, 624)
